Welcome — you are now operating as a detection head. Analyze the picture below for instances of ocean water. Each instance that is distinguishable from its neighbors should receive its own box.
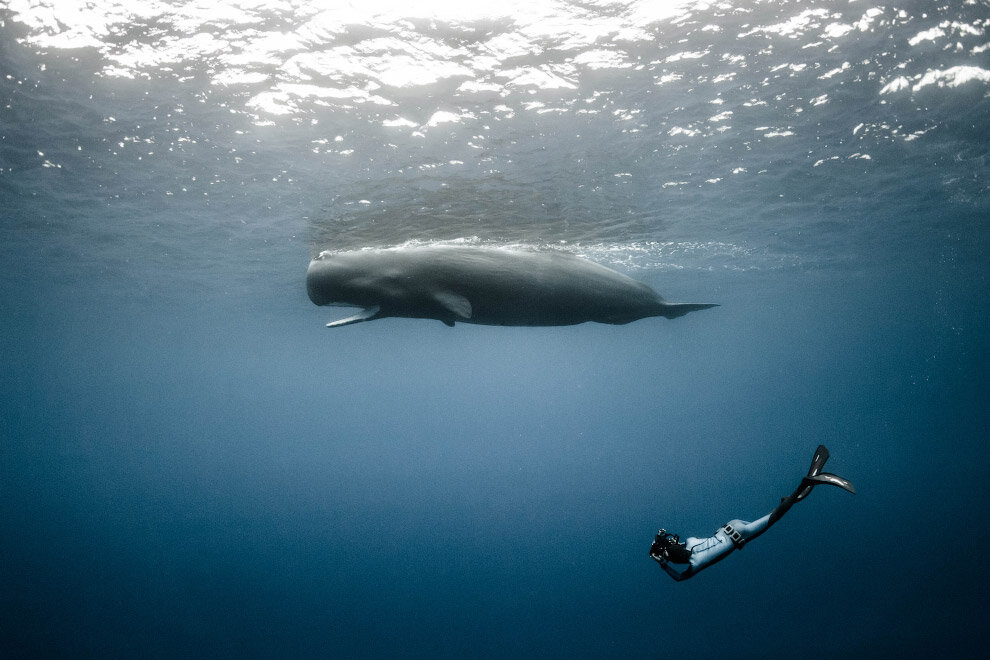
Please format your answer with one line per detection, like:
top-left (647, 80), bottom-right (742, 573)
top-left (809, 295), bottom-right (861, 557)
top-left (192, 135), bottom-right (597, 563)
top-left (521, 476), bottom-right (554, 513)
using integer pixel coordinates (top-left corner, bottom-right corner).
top-left (1, 0), bottom-right (988, 657)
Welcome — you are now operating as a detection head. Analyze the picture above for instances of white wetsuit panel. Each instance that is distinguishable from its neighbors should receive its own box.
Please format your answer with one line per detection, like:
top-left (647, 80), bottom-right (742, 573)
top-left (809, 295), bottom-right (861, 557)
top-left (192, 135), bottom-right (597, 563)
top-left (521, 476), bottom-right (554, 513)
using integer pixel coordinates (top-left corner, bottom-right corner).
top-left (685, 530), bottom-right (734, 571)
top-left (684, 514), bottom-right (772, 572)
top-left (732, 514), bottom-right (771, 540)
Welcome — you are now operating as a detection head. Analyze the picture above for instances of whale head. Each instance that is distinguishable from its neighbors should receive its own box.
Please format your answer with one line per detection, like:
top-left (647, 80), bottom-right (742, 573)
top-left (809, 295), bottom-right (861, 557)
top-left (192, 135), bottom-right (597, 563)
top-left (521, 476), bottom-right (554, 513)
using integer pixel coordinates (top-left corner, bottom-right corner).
top-left (306, 251), bottom-right (381, 307)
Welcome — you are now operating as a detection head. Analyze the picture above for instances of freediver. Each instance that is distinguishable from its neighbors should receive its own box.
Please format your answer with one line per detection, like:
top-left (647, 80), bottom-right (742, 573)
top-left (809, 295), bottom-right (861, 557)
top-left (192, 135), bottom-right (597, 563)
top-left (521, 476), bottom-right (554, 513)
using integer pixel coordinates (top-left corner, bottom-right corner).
top-left (649, 445), bottom-right (855, 581)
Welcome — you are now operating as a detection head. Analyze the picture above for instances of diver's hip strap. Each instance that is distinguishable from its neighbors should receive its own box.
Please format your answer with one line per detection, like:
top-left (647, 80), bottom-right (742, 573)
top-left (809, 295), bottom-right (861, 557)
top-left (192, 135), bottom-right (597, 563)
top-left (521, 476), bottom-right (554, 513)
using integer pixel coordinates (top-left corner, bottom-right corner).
top-left (722, 523), bottom-right (746, 549)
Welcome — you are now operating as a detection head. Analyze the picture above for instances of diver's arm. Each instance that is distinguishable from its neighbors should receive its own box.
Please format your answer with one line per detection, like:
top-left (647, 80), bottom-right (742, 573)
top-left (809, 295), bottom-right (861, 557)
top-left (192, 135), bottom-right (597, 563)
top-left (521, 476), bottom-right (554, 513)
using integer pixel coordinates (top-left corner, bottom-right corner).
top-left (657, 558), bottom-right (693, 581)
top-left (650, 546), bottom-right (695, 581)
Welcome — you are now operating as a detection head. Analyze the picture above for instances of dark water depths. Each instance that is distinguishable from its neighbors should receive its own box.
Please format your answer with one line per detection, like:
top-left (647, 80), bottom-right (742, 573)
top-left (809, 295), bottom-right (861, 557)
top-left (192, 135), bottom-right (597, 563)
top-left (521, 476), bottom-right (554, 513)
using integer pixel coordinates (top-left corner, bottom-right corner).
top-left (2, 1), bottom-right (988, 657)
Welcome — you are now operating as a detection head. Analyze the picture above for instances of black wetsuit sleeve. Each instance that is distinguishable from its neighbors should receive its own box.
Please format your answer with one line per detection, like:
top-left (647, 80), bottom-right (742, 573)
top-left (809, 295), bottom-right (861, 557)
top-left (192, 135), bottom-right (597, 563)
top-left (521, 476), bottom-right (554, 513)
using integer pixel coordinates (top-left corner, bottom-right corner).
top-left (660, 561), bottom-right (693, 581)
top-left (666, 544), bottom-right (693, 564)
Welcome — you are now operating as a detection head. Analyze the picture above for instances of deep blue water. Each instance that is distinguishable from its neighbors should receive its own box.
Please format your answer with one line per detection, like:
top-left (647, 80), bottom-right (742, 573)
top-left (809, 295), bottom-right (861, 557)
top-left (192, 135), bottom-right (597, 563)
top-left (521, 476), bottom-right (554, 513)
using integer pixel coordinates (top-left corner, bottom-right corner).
top-left (2, 1), bottom-right (989, 658)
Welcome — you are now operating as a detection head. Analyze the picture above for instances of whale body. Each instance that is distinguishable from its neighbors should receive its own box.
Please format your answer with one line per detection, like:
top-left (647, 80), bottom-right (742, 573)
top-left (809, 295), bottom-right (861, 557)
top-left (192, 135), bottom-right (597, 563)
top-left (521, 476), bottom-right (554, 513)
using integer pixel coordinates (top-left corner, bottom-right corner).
top-left (306, 246), bottom-right (717, 327)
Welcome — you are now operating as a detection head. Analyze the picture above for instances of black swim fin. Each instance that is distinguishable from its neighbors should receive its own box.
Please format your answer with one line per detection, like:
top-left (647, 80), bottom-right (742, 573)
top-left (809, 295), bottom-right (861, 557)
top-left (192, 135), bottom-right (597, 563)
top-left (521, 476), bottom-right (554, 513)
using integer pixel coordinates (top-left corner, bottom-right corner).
top-left (804, 472), bottom-right (856, 494)
top-left (807, 445), bottom-right (829, 477)
top-left (769, 445), bottom-right (856, 525)
top-left (794, 445), bottom-right (855, 500)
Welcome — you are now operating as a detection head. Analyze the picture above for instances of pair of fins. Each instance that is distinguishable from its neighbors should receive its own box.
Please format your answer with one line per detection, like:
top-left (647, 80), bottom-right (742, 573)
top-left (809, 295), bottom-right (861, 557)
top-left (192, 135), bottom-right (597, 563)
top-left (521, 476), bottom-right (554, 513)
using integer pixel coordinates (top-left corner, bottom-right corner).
top-left (326, 290), bottom-right (473, 327)
top-left (794, 445), bottom-right (856, 501)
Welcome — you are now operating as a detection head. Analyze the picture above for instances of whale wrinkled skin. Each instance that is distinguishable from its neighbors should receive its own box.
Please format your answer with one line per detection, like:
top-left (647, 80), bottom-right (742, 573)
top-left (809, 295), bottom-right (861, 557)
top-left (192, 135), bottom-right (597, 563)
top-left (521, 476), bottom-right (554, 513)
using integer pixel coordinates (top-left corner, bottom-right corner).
top-left (306, 246), bottom-right (718, 328)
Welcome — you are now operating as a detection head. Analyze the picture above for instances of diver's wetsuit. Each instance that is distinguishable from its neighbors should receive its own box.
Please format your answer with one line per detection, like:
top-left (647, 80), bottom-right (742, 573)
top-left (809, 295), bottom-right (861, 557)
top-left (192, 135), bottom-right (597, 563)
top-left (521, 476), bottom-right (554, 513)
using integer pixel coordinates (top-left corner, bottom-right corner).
top-left (651, 445), bottom-right (854, 581)
top-left (654, 515), bottom-right (771, 581)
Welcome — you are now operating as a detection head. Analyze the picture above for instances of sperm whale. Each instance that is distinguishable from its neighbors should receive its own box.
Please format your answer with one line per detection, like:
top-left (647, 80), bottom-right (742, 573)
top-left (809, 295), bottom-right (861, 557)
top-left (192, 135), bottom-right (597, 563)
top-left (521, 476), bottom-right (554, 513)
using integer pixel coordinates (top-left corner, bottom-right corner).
top-left (306, 245), bottom-right (718, 327)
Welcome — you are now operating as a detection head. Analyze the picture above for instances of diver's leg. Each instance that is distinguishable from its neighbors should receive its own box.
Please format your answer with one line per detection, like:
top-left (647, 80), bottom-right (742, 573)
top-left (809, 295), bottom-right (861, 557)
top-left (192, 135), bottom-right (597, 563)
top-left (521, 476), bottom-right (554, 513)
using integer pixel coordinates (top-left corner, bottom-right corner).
top-left (730, 514), bottom-right (771, 544)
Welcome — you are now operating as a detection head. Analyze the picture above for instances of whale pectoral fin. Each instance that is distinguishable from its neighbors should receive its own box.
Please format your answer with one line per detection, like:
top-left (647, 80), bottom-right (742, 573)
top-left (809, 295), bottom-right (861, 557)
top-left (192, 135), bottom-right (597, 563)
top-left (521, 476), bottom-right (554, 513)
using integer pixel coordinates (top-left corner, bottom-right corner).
top-left (326, 306), bottom-right (381, 328)
top-left (432, 291), bottom-right (472, 320)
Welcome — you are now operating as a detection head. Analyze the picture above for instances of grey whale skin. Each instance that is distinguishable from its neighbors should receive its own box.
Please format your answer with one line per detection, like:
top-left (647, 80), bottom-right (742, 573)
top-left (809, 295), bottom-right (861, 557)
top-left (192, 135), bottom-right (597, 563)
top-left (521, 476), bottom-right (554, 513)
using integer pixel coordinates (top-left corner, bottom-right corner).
top-left (306, 246), bottom-right (718, 327)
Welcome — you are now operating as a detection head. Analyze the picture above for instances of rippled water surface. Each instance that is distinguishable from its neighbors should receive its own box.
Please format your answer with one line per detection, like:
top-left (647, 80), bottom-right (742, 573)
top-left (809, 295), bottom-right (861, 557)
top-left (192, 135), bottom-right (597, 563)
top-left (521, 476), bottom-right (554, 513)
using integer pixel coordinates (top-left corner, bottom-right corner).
top-left (2, 1), bottom-right (988, 657)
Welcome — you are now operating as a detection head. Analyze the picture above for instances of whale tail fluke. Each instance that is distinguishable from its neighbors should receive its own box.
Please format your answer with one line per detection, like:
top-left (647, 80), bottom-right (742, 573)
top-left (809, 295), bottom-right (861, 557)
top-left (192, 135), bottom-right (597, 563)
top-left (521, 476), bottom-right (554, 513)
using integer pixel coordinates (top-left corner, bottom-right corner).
top-left (658, 302), bottom-right (719, 319)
